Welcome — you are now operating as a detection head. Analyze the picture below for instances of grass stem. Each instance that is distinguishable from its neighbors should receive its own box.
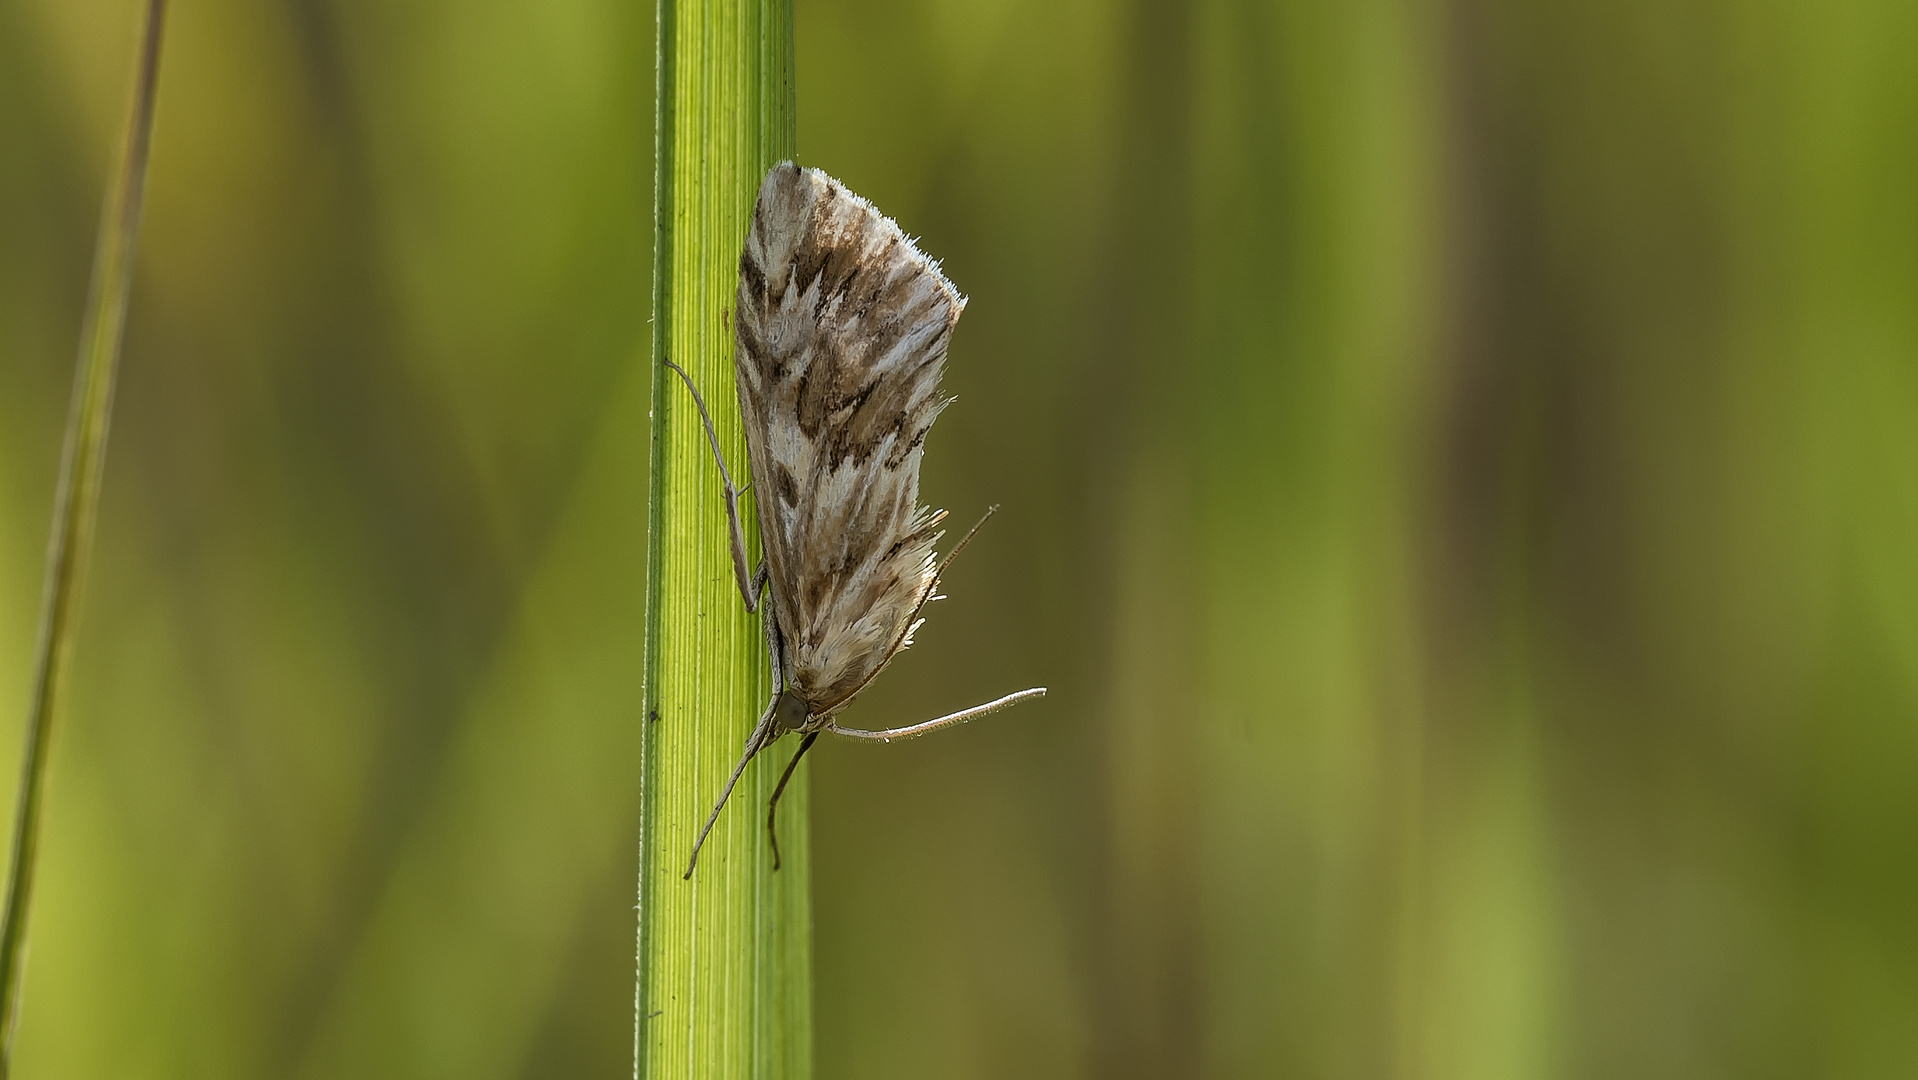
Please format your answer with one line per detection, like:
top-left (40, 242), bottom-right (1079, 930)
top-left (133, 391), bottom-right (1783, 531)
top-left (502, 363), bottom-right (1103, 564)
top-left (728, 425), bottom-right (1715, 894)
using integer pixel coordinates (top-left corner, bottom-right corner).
top-left (0, 1), bottom-right (168, 1072)
top-left (635, 0), bottom-right (808, 1076)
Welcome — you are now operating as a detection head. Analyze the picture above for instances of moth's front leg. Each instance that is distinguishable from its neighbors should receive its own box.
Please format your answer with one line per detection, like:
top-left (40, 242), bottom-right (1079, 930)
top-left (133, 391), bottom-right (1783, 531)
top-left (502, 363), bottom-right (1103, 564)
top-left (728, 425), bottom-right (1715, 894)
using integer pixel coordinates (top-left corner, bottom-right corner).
top-left (662, 357), bottom-right (762, 613)
top-left (683, 566), bottom-right (786, 880)
top-left (756, 562), bottom-right (781, 686)
top-left (765, 731), bottom-right (818, 871)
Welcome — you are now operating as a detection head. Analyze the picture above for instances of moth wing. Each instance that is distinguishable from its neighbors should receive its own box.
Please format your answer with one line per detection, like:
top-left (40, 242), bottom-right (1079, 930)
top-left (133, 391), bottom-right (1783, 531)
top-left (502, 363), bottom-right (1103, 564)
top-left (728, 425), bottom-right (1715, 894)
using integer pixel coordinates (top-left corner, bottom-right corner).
top-left (733, 163), bottom-right (958, 713)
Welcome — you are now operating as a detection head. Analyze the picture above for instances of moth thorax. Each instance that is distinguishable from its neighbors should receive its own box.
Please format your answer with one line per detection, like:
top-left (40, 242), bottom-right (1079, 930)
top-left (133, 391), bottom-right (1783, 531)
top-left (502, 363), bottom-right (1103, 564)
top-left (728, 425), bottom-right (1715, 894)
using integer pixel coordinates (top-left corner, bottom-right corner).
top-left (772, 690), bottom-right (810, 735)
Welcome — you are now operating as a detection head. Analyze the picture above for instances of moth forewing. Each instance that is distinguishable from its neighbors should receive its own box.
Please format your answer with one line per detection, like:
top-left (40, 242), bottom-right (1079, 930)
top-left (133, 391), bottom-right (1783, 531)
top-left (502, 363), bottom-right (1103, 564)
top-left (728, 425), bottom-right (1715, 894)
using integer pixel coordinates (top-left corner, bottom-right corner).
top-left (677, 162), bottom-right (1045, 878)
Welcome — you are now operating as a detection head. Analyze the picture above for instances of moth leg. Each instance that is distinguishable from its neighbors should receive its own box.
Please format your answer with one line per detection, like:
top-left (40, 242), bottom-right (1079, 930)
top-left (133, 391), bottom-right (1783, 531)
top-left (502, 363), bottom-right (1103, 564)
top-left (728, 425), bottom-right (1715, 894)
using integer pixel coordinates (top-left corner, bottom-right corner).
top-left (757, 564), bottom-right (782, 686)
top-left (680, 563), bottom-right (789, 879)
top-left (684, 693), bottom-right (780, 879)
top-left (765, 731), bottom-right (819, 871)
top-left (830, 687), bottom-right (1047, 743)
top-left (662, 357), bottom-right (760, 612)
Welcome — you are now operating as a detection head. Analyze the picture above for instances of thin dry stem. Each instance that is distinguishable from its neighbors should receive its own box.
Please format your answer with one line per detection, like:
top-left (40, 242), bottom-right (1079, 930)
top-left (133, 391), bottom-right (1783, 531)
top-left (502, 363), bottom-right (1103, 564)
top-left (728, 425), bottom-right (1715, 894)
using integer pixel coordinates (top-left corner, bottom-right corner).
top-left (0, 1), bottom-right (168, 1071)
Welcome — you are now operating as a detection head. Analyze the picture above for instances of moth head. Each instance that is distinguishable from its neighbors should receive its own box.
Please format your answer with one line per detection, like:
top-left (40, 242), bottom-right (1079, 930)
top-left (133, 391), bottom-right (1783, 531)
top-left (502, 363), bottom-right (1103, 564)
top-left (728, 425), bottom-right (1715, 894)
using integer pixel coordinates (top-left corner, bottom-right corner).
top-left (772, 690), bottom-right (811, 735)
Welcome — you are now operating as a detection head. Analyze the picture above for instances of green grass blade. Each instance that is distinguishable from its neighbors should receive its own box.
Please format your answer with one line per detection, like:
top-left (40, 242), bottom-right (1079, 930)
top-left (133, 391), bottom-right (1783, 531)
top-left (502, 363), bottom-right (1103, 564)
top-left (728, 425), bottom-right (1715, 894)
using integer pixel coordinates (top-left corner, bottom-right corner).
top-left (0, 0), bottom-right (168, 1072)
top-left (636, 0), bottom-right (808, 1077)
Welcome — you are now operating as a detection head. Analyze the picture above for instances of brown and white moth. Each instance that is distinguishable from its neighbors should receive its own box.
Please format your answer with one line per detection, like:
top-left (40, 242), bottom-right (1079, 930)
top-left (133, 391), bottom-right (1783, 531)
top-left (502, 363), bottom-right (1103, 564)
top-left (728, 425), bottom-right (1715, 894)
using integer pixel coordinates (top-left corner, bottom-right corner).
top-left (667, 162), bottom-right (1045, 878)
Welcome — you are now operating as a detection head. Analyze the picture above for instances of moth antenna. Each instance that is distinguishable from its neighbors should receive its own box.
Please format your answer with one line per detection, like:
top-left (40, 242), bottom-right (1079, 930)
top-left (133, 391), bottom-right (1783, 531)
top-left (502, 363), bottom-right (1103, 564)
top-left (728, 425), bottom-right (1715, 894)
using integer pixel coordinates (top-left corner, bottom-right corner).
top-left (933, 504), bottom-right (999, 584)
top-left (827, 505), bottom-right (1006, 713)
top-left (832, 687), bottom-right (1046, 743)
top-left (684, 701), bottom-right (778, 879)
top-left (766, 731), bottom-right (819, 871)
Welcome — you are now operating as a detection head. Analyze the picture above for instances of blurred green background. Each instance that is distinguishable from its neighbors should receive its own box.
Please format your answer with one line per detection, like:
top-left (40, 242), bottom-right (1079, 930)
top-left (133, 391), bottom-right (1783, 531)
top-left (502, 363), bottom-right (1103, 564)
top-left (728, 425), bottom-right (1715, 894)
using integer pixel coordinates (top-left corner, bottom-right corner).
top-left (4, 0), bottom-right (1917, 1076)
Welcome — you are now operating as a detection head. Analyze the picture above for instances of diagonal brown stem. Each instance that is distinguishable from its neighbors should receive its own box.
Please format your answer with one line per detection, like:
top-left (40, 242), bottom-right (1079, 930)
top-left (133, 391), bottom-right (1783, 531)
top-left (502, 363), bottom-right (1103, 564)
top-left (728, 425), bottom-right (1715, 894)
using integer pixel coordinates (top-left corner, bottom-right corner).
top-left (0, 2), bottom-right (169, 1072)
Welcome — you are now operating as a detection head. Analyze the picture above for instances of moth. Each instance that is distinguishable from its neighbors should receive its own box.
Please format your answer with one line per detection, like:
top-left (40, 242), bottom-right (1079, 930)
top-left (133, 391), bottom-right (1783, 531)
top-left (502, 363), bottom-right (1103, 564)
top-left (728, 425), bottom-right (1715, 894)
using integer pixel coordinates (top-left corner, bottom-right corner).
top-left (667, 162), bottom-right (1045, 878)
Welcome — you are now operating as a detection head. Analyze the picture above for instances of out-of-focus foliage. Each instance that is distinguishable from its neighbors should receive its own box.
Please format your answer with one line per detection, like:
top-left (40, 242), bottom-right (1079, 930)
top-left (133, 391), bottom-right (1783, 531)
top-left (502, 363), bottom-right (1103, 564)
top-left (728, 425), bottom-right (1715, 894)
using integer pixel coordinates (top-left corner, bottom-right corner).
top-left (2, 0), bottom-right (1915, 1077)
top-left (3, 0), bottom-right (653, 1074)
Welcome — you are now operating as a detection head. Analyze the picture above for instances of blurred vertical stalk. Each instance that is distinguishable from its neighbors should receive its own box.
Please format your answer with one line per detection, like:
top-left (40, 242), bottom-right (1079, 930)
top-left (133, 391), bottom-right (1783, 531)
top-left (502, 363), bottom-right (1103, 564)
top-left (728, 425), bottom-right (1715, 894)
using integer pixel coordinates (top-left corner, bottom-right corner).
top-left (0, 1), bottom-right (167, 1073)
top-left (635, 0), bottom-right (808, 1078)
